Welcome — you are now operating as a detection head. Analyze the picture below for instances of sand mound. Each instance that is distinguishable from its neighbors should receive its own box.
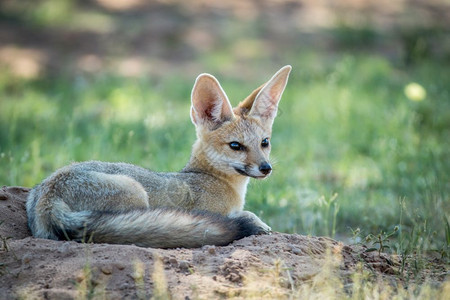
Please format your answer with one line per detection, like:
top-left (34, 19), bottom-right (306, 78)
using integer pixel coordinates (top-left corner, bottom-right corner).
top-left (0, 186), bottom-right (404, 299)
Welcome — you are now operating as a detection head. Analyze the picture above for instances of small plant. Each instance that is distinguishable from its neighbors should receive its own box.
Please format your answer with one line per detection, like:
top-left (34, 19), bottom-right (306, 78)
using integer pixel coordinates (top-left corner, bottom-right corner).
top-left (152, 255), bottom-right (170, 300)
top-left (133, 259), bottom-right (146, 300)
top-left (348, 227), bottom-right (362, 245)
top-left (75, 262), bottom-right (93, 300)
top-left (444, 217), bottom-right (450, 259)
top-left (317, 193), bottom-right (340, 238)
top-left (364, 226), bottom-right (399, 256)
top-left (75, 244), bottom-right (106, 300)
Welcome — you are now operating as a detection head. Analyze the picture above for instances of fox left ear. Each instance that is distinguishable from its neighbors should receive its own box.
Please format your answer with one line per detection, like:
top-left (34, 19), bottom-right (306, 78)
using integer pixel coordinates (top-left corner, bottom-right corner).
top-left (248, 65), bottom-right (291, 126)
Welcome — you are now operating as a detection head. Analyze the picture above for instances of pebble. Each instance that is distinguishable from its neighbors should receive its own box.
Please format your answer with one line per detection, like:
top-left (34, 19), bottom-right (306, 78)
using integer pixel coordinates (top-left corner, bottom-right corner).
top-left (57, 242), bottom-right (72, 254)
top-left (227, 272), bottom-right (241, 282)
top-left (119, 283), bottom-right (130, 290)
top-left (291, 246), bottom-right (302, 255)
top-left (207, 246), bottom-right (216, 255)
top-left (101, 266), bottom-right (113, 275)
top-left (21, 253), bottom-right (32, 264)
top-left (75, 271), bottom-right (85, 283)
top-left (179, 260), bottom-right (190, 271)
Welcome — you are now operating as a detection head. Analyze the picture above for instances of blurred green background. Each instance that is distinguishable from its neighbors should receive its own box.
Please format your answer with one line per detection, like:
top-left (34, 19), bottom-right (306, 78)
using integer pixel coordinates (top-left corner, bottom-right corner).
top-left (0, 0), bottom-right (449, 256)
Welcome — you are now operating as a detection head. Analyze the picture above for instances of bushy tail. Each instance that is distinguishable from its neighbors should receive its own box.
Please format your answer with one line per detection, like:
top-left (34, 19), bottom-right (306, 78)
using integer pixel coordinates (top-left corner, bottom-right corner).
top-left (50, 207), bottom-right (264, 248)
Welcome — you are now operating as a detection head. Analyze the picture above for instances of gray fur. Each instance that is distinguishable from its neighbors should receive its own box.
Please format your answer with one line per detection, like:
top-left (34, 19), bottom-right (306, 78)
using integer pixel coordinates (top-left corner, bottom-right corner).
top-left (26, 161), bottom-right (263, 248)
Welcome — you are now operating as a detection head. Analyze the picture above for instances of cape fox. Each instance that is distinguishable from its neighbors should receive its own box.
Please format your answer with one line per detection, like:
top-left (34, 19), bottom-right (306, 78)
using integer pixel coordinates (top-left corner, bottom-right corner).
top-left (27, 65), bottom-right (292, 248)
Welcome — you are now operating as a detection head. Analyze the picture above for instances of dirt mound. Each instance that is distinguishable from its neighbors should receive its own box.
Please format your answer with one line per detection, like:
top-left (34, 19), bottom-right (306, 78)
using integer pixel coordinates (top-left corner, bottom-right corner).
top-left (0, 186), bottom-right (403, 299)
top-left (0, 186), bottom-right (30, 240)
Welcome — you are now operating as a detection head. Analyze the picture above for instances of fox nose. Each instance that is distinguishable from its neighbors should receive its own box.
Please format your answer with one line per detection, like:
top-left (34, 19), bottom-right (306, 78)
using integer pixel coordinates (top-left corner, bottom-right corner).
top-left (259, 162), bottom-right (272, 175)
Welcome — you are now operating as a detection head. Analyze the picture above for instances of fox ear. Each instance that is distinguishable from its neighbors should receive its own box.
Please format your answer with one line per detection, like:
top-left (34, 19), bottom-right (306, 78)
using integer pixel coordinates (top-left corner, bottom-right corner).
top-left (191, 73), bottom-right (235, 129)
top-left (248, 65), bottom-right (291, 126)
top-left (235, 83), bottom-right (265, 116)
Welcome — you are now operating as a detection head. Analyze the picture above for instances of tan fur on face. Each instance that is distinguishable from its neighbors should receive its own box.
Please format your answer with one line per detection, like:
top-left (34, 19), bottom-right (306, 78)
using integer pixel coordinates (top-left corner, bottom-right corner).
top-left (192, 115), bottom-right (272, 178)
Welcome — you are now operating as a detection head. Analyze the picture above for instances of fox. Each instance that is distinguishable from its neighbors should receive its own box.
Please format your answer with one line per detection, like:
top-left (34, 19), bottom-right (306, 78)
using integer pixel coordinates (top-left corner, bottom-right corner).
top-left (26, 65), bottom-right (292, 248)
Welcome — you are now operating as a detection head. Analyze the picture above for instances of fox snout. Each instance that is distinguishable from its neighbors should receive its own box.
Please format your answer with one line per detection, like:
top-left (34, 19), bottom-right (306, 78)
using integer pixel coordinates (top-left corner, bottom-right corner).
top-left (232, 161), bottom-right (272, 179)
top-left (247, 161), bottom-right (273, 178)
top-left (259, 162), bottom-right (272, 175)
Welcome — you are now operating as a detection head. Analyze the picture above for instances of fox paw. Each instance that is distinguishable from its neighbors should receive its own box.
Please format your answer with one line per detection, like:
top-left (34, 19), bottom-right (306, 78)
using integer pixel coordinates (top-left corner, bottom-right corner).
top-left (255, 222), bottom-right (272, 235)
top-left (230, 210), bottom-right (271, 234)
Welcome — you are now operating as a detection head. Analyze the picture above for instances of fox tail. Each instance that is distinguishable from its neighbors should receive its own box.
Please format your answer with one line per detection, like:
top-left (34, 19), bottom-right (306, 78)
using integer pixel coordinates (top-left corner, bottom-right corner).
top-left (30, 202), bottom-right (263, 248)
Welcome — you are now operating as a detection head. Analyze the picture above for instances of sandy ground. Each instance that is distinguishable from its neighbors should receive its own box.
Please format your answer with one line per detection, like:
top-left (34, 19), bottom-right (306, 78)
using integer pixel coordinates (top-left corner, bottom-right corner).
top-left (0, 185), bottom-right (426, 299)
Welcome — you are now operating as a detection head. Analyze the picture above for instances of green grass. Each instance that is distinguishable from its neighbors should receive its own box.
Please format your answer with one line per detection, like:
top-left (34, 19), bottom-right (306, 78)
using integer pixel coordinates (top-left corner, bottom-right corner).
top-left (0, 52), bottom-right (448, 258)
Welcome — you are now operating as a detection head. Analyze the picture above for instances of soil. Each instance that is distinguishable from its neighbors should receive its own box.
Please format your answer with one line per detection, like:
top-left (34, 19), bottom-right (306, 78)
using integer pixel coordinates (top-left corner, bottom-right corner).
top-left (1, 186), bottom-right (445, 299)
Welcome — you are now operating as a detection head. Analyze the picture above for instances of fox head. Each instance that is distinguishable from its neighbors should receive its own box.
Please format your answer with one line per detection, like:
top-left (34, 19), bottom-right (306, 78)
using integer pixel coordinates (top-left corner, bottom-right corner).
top-left (189, 65), bottom-right (291, 179)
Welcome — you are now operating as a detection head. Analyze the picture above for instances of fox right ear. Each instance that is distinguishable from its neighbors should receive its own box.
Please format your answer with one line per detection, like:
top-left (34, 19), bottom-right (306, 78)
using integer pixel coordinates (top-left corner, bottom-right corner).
top-left (190, 73), bottom-right (235, 129)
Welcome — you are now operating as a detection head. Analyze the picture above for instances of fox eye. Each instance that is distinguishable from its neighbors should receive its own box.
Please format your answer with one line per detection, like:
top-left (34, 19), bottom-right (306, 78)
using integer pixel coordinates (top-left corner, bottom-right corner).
top-left (261, 138), bottom-right (270, 148)
top-left (229, 141), bottom-right (244, 151)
